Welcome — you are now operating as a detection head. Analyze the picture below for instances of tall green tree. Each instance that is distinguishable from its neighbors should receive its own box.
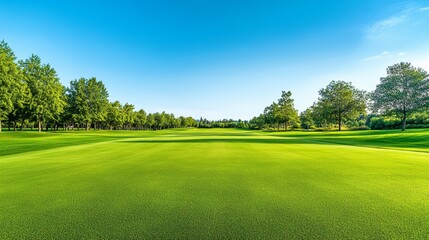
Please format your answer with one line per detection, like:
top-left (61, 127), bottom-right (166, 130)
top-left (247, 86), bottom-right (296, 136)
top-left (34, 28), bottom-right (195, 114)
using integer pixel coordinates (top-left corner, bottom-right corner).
top-left (0, 41), bottom-right (21, 132)
top-left (87, 78), bottom-right (109, 130)
top-left (264, 102), bottom-right (278, 130)
top-left (316, 80), bottom-right (367, 131)
top-left (146, 113), bottom-right (155, 130)
top-left (20, 55), bottom-right (65, 132)
top-left (277, 91), bottom-right (300, 130)
top-left (106, 101), bottom-right (124, 130)
top-left (372, 62), bottom-right (429, 131)
top-left (67, 78), bottom-right (90, 130)
top-left (264, 102), bottom-right (283, 130)
top-left (310, 102), bottom-right (330, 128)
top-left (179, 116), bottom-right (186, 128)
top-left (135, 109), bottom-right (147, 130)
top-left (67, 77), bottom-right (109, 130)
top-left (123, 103), bottom-right (135, 130)
top-left (153, 112), bottom-right (166, 130)
top-left (186, 117), bottom-right (196, 127)
top-left (8, 77), bottom-right (31, 131)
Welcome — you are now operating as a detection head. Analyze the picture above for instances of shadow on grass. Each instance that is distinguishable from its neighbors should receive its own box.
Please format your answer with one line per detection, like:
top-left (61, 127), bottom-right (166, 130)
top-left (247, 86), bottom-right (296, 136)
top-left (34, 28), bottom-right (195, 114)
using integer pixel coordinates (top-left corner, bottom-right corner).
top-left (268, 129), bottom-right (429, 138)
top-left (0, 135), bottom-right (122, 157)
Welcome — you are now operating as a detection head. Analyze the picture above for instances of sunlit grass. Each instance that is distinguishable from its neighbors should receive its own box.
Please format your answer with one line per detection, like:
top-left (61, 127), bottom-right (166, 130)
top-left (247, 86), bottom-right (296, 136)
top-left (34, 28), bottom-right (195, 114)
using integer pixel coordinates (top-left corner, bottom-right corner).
top-left (0, 129), bottom-right (428, 238)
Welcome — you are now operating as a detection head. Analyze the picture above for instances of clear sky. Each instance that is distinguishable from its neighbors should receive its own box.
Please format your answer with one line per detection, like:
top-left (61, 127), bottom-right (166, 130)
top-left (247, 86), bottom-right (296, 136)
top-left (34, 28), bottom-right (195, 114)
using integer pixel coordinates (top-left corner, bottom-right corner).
top-left (1, 0), bottom-right (429, 120)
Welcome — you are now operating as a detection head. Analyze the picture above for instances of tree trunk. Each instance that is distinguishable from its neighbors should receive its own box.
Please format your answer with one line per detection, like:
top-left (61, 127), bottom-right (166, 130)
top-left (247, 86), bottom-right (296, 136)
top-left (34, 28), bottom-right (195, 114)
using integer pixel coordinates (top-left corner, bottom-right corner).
top-left (38, 119), bottom-right (42, 132)
top-left (0, 119), bottom-right (2, 132)
top-left (402, 111), bottom-right (406, 131)
top-left (338, 114), bottom-right (342, 131)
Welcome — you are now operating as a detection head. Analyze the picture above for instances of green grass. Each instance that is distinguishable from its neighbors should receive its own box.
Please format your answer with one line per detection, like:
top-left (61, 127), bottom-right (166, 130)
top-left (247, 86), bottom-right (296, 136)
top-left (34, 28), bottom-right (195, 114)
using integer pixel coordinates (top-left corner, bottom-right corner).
top-left (1, 128), bottom-right (428, 239)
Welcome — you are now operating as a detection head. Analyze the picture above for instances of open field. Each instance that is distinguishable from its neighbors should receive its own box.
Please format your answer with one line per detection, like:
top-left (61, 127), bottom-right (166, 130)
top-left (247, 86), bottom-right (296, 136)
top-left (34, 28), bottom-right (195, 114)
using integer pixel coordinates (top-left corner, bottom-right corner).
top-left (1, 129), bottom-right (428, 239)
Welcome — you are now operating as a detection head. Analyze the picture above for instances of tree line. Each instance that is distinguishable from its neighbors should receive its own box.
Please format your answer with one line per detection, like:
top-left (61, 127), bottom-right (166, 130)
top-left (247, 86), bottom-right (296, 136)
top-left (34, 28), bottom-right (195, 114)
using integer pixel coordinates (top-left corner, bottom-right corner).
top-left (0, 41), bottom-right (193, 132)
top-left (250, 62), bottom-right (429, 131)
top-left (0, 41), bottom-right (253, 132)
top-left (1, 40), bottom-right (429, 132)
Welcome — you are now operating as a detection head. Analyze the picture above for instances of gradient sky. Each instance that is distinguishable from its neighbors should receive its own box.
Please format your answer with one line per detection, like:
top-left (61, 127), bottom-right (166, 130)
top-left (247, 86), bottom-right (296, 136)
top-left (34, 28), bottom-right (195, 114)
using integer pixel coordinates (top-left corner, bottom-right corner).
top-left (1, 0), bottom-right (429, 120)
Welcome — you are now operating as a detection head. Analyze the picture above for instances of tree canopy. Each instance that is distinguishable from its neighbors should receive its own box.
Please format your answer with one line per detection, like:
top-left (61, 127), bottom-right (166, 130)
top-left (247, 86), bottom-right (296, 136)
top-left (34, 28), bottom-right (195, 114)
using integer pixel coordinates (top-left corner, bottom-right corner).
top-left (315, 80), bottom-right (367, 131)
top-left (20, 55), bottom-right (66, 132)
top-left (372, 62), bottom-right (429, 131)
top-left (253, 91), bottom-right (300, 130)
top-left (0, 41), bottom-right (20, 131)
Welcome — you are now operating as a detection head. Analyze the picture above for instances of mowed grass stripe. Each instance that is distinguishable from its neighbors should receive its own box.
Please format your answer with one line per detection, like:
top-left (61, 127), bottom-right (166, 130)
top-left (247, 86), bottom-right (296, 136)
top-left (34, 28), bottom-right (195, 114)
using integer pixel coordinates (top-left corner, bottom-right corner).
top-left (1, 129), bottom-right (428, 239)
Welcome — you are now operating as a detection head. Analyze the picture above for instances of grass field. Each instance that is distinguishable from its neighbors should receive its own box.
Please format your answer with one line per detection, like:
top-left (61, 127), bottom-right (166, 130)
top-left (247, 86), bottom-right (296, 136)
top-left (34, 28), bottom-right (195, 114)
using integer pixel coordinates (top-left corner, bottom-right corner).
top-left (1, 129), bottom-right (428, 239)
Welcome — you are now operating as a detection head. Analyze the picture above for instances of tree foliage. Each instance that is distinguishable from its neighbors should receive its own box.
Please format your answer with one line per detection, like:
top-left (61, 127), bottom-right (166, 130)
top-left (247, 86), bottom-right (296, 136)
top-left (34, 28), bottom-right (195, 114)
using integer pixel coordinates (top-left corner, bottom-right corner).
top-left (0, 41), bottom-right (20, 131)
top-left (315, 80), bottom-right (367, 131)
top-left (256, 91), bottom-right (300, 130)
top-left (371, 62), bottom-right (429, 131)
top-left (67, 78), bottom-right (109, 130)
top-left (277, 91), bottom-right (300, 130)
top-left (300, 108), bottom-right (314, 130)
top-left (20, 55), bottom-right (65, 132)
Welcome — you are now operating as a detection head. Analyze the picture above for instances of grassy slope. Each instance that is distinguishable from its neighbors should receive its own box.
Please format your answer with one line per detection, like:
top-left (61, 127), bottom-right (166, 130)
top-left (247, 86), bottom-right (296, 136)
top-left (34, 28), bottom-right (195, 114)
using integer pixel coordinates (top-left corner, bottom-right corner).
top-left (0, 129), bottom-right (428, 239)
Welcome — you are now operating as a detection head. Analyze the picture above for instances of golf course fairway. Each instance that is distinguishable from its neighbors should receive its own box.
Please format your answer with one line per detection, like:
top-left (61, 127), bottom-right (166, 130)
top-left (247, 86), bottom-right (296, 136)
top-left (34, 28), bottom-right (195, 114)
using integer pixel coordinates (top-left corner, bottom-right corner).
top-left (1, 129), bottom-right (428, 239)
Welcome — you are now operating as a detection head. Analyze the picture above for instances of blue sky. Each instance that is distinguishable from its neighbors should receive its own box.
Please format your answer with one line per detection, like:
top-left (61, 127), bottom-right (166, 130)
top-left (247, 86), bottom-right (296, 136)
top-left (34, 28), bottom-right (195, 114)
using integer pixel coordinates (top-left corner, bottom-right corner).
top-left (1, 0), bottom-right (429, 120)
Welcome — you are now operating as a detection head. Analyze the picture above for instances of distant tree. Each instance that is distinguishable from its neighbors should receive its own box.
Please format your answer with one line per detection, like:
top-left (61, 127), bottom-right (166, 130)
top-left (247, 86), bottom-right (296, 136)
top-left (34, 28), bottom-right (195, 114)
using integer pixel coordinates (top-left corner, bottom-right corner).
top-left (178, 116), bottom-right (186, 128)
top-left (67, 78), bottom-right (90, 130)
top-left (277, 91), bottom-right (300, 130)
top-left (198, 117), bottom-right (212, 128)
top-left (163, 113), bottom-right (173, 129)
top-left (264, 102), bottom-right (281, 130)
top-left (135, 109), bottom-right (147, 130)
top-left (186, 117), bottom-right (196, 127)
top-left (250, 114), bottom-right (265, 129)
top-left (67, 77), bottom-right (109, 130)
top-left (300, 108), bottom-right (314, 130)
top-left (0, 41), bottom-right (21, 132)
top-left (20, 55), bottom-right (65, 132)
top-left (236, 119), bottom-right (246, 128)
top-left (123, 103), bottom-right (135, 130)
top-left (8, 78), bottom-right (32, 131)
top-left (173, 116), bottom-right (181, 128)
top-left (316, 80), bottom-right (367, 131)
top-left (372, 62), bottom-right (429, 131)
top-left (87, 78), bottom-right (109, 130)
top-left (310, 102), bottom-right (330, 128)
top-left (146, 113), bottom-right (155, 130)
top-left (152, 112), bottom-right (163, 129)
top-left (106, 101), bottom-right (124, 130)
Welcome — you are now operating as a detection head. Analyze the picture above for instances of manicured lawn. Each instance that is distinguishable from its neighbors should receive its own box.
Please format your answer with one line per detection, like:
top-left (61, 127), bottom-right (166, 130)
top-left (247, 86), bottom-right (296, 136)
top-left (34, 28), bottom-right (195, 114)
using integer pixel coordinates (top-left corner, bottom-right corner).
top-left (0, 129), bottom-right (428, 239)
